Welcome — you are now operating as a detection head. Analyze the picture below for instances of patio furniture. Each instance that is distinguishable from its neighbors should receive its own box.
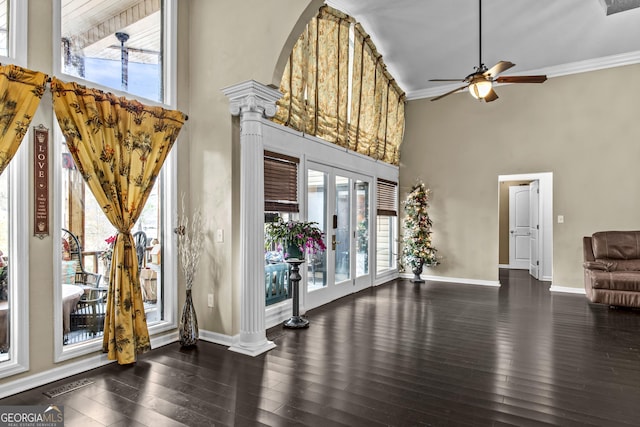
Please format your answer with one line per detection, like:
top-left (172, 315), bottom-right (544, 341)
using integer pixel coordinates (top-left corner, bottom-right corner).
top-left (62, 284), bottom-right (84, 335)
top-left (62, 228), bottom-right (102, 288)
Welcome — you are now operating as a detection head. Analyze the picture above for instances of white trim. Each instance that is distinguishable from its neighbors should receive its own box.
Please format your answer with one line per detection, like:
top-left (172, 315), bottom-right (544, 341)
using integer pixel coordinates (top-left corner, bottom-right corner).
top-left (0, 334), bottom-right (177, 399)
top-left (499, 172), bottom-right (553, 282)
top-left (0, 133), bottom-right (30, 379)
top-left (199, 329), bottom-right (235, 347)
top-left (549, 285), bottom-right (586, 295)
top-left (400, 272), bottom-right (501, 287)
top-left (265, 300), bottom-right (293, 329)
top-left (407, 50), bottom-right (640, 100)
top-left (5, 0), bottom-right (27, 67)
top-left (52, 0), bottom-right (177, 108)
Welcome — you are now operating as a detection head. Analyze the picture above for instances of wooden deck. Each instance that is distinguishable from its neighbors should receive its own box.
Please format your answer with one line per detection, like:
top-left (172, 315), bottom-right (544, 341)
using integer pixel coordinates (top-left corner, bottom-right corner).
top-left (2, 269), bottom-right (640, 426)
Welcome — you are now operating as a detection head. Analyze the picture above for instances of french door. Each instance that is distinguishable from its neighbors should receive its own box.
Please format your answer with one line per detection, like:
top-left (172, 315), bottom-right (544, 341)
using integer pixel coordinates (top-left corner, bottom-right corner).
top-left (306, 163), bottom-right (371, 310)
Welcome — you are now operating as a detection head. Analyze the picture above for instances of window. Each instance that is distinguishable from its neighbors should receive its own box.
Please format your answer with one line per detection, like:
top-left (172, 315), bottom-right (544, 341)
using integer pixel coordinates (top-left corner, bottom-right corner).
top-left (376, 179), bottom-right (397, 274)
top-left (54, 0), bottom-right (178, 361)
top-left (58, 0), bottom-right (164, 102)
top-left (264, 151), bottom-right (299, 306)
top-left (0, 0), bottom-right (29, 378)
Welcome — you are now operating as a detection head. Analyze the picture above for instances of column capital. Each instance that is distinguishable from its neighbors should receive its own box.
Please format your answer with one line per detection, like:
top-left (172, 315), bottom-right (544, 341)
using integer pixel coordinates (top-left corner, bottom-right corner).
top-left (222, 80), bottom-right (282, 118)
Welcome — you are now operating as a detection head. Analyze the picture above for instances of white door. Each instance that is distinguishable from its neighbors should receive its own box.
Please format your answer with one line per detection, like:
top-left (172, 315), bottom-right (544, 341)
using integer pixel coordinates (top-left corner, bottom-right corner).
top-left (509, 185), bottom-right (530, 269)
top-left (529, 180), bottom-right (540, 279)
top-left (306, 163), bottom-right (372, 310)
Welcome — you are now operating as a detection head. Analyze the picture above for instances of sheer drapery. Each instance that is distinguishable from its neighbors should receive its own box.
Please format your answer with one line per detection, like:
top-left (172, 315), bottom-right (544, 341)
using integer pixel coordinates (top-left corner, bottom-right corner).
top-left (273, 6), bottom-right (353, 146)
top-left (51, 78), bottom-right (186, 364)
top-left (273, 7), bottom-right (405, 165)
top-left (0, 65), bottom-right (48, 174)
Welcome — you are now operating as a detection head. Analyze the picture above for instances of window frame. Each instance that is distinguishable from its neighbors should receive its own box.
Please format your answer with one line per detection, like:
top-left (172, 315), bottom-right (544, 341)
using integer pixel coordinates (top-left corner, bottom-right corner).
top-left (52, 0), bottom-right (179, 362)
top-left (0, 137), bottom-right (30, 378)
top-left (0, 0), bottom-right (29, 379)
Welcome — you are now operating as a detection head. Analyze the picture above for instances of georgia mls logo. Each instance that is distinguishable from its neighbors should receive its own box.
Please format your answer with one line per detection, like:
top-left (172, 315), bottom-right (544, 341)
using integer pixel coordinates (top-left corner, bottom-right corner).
top-left (0, 405), bottom-right (64, 426)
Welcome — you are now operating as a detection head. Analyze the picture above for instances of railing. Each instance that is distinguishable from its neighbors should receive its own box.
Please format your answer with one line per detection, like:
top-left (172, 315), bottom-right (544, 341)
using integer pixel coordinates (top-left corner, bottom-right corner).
top-left (265, 263), bottom-right (290, 306)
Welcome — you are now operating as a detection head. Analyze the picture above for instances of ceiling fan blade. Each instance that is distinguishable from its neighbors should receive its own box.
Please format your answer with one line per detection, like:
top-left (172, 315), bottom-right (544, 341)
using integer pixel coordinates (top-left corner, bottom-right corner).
top-left (495, 75), bottom-right (547, 84)
top-left (429, 79), bottom-right (466, 82)
top-left (483, 88), bottom-right (499, 102)
top-left (431, 85), bottom-right (469, 102)
top-left (484, 61), bottom-right (515, 78)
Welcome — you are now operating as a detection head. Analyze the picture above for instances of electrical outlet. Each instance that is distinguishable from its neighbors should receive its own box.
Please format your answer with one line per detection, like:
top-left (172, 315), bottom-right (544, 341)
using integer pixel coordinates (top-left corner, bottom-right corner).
top-left (207, 293), bottom-right (214, 308)
top-left (216, 229), bottom-right (224, 243)
top-left (557, 215), bottom-right (564, 224)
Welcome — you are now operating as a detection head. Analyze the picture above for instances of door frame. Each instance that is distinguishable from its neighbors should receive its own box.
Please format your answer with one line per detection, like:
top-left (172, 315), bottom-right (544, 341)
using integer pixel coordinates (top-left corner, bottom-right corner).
top-left (305, 161), bottom-right (373, 310)
top-left (498, 173), bottom-right (553, 281)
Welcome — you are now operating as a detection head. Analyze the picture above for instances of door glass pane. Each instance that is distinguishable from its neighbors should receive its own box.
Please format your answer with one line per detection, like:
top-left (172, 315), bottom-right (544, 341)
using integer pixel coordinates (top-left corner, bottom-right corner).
top-left (0, 170), bottom-right (8, 362)
top-left (356, 180), bottom-right (369, 277)
top-left (307, 170), bottom-right (327, 291)
top-left (335, 175), bottom-right (351, 283)
top-left (60, 0), bottom-right (163, 102)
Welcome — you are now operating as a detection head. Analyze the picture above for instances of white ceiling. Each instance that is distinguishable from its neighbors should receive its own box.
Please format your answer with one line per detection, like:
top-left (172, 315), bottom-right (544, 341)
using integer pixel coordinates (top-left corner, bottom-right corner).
top-left (326, 0), bottom-right (640, 100)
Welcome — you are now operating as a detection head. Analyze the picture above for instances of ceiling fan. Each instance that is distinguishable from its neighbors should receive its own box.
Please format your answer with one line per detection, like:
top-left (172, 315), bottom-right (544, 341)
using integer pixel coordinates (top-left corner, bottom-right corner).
top-left (430, 0), bottom-right (547, 102)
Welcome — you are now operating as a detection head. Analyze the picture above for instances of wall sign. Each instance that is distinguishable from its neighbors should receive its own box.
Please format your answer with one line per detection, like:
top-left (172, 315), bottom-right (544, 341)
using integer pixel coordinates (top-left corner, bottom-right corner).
top-left (34, 124), bottom-right (49, 238)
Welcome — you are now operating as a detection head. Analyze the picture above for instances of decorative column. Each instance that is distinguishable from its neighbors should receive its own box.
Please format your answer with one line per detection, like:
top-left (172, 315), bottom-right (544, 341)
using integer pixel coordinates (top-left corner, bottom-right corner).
top-left (223, 80), bottom-right (281, 356)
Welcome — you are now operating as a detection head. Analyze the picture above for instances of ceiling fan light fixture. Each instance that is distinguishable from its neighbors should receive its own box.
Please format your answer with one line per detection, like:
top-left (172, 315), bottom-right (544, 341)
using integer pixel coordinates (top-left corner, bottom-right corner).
top-left (468, 78), bottom-right (492, 99)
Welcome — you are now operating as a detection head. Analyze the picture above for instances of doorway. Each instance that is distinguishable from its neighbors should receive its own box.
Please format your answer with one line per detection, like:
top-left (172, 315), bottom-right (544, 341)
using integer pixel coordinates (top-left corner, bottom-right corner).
top-left (306, 162), bottom-right (372, 310)
top-left (498, 173), bottom-right (553, 281)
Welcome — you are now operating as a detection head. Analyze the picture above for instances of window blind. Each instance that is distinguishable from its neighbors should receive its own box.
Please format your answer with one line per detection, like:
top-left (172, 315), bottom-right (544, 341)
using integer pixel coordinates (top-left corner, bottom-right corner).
top-left (377, 178), bottom-right (397, 216)
top-left (264, 150), bottom-right (299, 213)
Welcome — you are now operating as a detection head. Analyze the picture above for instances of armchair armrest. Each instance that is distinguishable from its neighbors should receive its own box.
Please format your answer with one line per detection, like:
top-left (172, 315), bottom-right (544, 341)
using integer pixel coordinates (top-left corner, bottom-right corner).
top-left (75, 271), bottom-right (102, 287)
top-left (583, 261), bottom-right (614, 271)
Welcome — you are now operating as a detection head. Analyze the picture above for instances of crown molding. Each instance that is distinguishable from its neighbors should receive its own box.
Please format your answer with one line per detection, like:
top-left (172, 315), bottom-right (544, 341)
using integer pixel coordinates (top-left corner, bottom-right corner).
top-left (407, 50), bottom-right (640, 100)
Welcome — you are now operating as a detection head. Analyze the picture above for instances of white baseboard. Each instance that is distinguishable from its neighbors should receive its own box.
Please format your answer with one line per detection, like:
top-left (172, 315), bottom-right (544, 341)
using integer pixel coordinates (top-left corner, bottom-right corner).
top-left (265, 300), bottom-right (293, 329)
top-left (400, 272), bottom-right (501, 287)
top-left (198, 329), bottom-right (235, 347)
top-left (549, 285), bottom-right (586, 295)
top-left (0, 334), bottom-right (178, 400)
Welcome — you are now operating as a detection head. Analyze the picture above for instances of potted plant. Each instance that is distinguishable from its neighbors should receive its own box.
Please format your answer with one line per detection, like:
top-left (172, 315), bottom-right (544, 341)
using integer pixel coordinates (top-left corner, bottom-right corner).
top-left (265, 216), bottom-right (326, 260)
top-left (401, 181), bottom-right (439, 283)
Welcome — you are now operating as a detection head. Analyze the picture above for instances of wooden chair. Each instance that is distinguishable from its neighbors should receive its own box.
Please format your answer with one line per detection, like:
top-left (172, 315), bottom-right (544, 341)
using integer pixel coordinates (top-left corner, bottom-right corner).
top-left (133, 230), bottom-right (148, 271)
top-left (61, 228), bottom-right (102, 288)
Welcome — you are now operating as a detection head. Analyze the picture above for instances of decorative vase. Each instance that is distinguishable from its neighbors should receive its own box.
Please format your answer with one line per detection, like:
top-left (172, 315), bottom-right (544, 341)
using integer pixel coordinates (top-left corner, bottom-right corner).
top-left (411, 260), bottom-right (425, 283)
top-left (179, 289), bottom-right (199, 346)
top-left (285, 242), bottom-right (304, 260)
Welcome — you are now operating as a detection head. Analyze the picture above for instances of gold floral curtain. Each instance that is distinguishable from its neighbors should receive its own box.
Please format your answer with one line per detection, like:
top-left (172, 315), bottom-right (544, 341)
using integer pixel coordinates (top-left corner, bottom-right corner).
top-left (350, 24), bottom-right (406, 166)
top-left (0, 65), bottom-right (48, 174)
top-left (51, 78), bottom-right (186, 364)
top-left (273, 7), bottom-right (405, 165)
top-left (273, 6), bottom-right (352, 146)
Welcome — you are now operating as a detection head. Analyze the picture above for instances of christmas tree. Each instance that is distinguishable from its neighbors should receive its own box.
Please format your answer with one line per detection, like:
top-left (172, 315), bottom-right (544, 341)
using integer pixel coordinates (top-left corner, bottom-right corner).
top-left (401, 181), bottom-right (438, 271)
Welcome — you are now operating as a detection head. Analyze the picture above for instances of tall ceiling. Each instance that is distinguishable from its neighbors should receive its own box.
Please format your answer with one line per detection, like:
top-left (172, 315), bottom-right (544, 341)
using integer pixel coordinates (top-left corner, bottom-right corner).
top-left (326, 0), bottom-right (640, 100)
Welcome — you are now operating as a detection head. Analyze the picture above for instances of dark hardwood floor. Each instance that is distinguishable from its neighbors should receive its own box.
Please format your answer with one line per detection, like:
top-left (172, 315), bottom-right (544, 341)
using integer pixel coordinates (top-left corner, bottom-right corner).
top-left (3, 269), bottom-right (640, 426)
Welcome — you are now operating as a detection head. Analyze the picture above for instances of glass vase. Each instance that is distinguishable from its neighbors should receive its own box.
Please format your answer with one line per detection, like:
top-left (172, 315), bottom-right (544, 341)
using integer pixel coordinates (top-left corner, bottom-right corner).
top-left (179, 289), bottom-right (199, 346)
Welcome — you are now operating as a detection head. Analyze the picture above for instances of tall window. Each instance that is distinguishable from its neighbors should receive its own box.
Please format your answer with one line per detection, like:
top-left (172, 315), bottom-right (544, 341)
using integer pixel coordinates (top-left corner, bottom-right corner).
top-left (264, 151), bottom-right (299, 306)
top-left (59, 0), bottom-right (163, 102)
top-left (54, 0), bottom-right (178, 359)
top-left (0, 0), bottom-right (30, 378)
top-left (376, 179), bottom-right (398, 274)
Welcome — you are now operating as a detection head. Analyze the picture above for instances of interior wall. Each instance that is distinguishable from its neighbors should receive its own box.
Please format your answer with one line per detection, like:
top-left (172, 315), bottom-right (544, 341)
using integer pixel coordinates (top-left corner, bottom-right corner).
top-left (498, 180), bottom-right (531, 265)
top-left (187, 0), bottom-right (320, 336)
top-left (1, 0), bottom-right (317, 389)
top-left (401, 63), bottom-right (640, 288)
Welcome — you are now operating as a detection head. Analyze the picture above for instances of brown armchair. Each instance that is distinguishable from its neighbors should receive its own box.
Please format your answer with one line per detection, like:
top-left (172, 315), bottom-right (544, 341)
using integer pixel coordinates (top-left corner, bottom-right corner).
top-left (583, 231), bottom-right (640, 307)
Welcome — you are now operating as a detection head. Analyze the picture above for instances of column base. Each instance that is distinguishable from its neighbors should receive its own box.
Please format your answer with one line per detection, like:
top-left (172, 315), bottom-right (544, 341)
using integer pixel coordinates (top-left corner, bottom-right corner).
top-left (228, 339), bottom-right (276, 357)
